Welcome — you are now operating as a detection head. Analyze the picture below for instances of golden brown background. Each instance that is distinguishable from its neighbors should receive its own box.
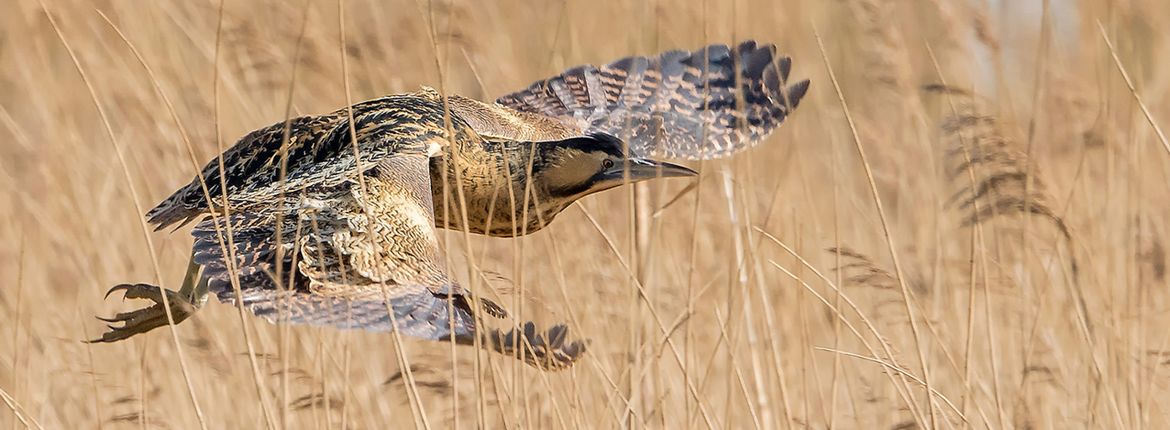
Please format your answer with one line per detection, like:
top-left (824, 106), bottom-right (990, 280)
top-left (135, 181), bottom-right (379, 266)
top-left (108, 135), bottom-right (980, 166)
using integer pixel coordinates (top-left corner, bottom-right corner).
top-left (1, 0), bottom-right (1168, 428)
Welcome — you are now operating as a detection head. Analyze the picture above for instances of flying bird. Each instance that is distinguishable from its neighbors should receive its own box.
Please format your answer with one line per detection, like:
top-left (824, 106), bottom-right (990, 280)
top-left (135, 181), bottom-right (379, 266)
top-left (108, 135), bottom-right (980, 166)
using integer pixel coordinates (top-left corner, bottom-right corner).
top-left (92, 40), bottom-right (809, 370)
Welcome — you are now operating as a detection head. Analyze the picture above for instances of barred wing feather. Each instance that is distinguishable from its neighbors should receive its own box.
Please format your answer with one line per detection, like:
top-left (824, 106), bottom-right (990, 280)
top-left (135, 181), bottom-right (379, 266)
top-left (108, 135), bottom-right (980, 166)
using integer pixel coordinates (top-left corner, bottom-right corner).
top-left (497, 40), bottom-right (809, 160)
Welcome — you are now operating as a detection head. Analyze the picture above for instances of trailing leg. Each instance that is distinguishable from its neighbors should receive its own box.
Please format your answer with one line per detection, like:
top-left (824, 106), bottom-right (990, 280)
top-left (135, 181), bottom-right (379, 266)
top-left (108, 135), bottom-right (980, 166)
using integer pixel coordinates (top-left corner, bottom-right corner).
top-left (89, 254), bottom-right (208, 343)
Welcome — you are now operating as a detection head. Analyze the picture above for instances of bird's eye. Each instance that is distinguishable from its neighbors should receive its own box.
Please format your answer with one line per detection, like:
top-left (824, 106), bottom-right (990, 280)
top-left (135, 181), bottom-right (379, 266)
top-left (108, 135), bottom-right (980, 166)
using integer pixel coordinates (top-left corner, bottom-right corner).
top-left (602, 159), bottom-right (615, 170)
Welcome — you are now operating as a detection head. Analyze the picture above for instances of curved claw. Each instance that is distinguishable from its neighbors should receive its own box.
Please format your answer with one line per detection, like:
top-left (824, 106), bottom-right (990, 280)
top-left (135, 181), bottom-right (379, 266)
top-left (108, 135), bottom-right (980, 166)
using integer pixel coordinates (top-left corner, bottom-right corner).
top-left (103, 284), bottom-right (135, 300)
top-left (105, 283), bottom-right (170, 302)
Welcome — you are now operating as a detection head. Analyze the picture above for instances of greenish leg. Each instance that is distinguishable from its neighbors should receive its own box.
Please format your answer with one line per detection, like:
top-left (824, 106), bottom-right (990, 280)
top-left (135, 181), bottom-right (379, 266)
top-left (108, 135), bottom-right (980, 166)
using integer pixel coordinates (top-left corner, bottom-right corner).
top-left (177, 253), bottom-right (209, 308)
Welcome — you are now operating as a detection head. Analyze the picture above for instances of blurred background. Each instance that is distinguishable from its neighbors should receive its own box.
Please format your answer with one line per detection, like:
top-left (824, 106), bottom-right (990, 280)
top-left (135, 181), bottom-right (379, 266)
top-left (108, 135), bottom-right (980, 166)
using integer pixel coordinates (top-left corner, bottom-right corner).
top-left (1, 0), bottom-right (1168, 428)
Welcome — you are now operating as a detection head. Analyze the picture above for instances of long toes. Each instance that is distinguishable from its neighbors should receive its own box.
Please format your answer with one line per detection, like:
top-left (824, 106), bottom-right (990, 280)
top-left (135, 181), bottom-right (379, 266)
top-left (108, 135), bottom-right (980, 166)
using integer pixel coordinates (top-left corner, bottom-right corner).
top-left (95, 305), bottom-right (161, 324)
top-left (88, 324), bottom-right (150, 343)
top-left (88, 310), bottom-right (170, 343)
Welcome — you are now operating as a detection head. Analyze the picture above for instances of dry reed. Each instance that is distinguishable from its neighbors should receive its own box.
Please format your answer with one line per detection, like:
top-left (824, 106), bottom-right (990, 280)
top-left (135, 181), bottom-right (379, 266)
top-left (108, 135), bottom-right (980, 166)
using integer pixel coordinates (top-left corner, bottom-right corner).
top-left (1, 0), bottom-right (1168, 428)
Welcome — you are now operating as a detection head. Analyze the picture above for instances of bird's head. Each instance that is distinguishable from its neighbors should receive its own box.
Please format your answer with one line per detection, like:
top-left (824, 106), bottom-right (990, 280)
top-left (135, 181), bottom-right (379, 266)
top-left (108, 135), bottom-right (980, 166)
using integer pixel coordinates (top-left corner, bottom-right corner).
top-left (537, 133), bottom-right (697, 200)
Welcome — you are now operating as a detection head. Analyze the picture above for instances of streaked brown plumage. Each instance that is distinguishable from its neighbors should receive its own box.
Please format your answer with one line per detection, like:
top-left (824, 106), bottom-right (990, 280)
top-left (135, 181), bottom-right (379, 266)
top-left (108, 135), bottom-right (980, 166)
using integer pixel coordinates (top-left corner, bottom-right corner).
top-left (97, 94), bottom-right (587, 369)
top-left (92, 40), bottom-right (809, 370)
top-left (149, 40), bottom-right (807, 236)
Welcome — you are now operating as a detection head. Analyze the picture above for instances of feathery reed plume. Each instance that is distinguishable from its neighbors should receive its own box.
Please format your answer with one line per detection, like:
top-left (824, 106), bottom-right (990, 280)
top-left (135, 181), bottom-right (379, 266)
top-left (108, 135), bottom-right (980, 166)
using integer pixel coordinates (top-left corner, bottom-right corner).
top-left (927, 85), bottom-right (1071, 243)
top-left (829, 246), bottom-right (927, 294)
top-left (828, 246), bottom-right (898, 290)
top-left (926, 83), bottom-right (1084, 299)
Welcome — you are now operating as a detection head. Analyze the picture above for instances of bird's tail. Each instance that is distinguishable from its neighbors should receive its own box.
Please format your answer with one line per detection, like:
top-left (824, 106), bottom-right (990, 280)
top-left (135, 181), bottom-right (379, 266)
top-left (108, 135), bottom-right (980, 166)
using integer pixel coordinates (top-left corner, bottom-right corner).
top-left (144, 183), bottom-right (205, 231)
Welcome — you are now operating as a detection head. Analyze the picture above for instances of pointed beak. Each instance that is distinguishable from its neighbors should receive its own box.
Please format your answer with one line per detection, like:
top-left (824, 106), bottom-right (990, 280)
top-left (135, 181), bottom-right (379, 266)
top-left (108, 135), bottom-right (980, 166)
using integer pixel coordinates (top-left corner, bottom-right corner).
top-left (603, 158), bottom-right (698, 181)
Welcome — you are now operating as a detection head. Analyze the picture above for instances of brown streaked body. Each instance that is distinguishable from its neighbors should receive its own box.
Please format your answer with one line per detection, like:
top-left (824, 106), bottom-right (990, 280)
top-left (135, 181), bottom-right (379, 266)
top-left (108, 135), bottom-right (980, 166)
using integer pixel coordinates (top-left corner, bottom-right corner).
top-left (91, 40), bottom-right (809, 370)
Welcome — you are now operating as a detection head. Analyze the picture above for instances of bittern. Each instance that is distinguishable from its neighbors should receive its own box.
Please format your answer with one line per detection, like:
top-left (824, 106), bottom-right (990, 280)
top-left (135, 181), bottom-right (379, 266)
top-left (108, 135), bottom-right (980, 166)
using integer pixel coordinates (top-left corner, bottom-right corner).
top-left (92, 40), bottom-right (809, 369)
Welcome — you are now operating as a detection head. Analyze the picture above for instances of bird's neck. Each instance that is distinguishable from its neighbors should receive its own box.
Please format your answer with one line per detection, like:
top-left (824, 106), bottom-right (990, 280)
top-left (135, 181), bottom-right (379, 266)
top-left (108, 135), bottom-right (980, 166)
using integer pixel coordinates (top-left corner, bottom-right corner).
top-left (430, 138), bottom-right (559, 236)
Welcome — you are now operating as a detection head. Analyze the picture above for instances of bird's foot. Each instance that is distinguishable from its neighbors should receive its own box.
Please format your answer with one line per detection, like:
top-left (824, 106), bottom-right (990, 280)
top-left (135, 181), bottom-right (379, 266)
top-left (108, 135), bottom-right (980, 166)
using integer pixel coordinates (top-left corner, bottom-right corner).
top-left (88, 284), bottom-right (200, 343)
top-left (487, 322), bottom-right (588, 371)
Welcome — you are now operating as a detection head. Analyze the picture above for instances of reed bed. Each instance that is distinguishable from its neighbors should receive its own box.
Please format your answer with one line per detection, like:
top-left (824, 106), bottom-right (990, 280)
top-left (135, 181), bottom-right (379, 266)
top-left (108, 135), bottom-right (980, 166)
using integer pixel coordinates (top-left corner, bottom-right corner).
top-left (1, 0), bottom-right (1168, 428)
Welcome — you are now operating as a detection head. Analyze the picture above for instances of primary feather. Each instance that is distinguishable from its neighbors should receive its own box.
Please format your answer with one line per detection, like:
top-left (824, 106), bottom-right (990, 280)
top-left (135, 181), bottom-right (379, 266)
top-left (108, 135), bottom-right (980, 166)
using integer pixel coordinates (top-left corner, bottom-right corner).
top-left (496, 40), bottom-right (809, 160)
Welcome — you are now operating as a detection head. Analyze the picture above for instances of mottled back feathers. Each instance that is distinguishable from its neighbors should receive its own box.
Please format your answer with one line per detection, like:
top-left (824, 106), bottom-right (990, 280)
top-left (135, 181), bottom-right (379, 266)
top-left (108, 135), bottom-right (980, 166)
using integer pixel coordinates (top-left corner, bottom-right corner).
top-left (146, 93), bottom-right (452, 231)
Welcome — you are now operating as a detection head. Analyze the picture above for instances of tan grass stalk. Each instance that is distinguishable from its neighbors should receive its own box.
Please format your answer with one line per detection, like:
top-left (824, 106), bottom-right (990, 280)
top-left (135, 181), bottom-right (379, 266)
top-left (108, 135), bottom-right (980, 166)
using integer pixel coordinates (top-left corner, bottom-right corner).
top-left (98, 9), bottom-right (316, 429)
top-left (2, 235), bottom-right (37, 430)
top-left (334, 1), bottom-right (429, 428)
top-left (587, 359), bottom-right (642, 426)
top-left (713, 308), bottom-right (764, 430)
top-left (813, 26), bottom-right (935, 427)
top-left (766, 259), bottom-right (967, 423)
top-left (737, 177), bottom-right (796, 430)
top-left (813, 347), bottom-right (965, 416)
top-left (1022, 0), bottom-right (1052, 278)
top-left (827, 245), bottom-right (971, 403)
top-left (77, 309), bottom-right (105, 430)
top-left (462, 29), bottom-right (519, 430)
top-left (922, 44), bottom-right (994, 430)
top-left (0, 386), bottom-right (42, 430)
top-left (683, 159), bottom-right (706, 429)
top-left (541, 230), bottom-right (605, 425)
top-left (754, 229), bottom-right (930, 423)
top-left (1098, 21), bottom-right (1170, 159)
top-left (418, 1), bottom-right (479, 427)
top-left (8, 232), bottom-right (26, 430)
top-left (37, 4), bottom-right (208, 428)
top-left (829, 145), bottom-right (844, 430)
top-left (575, 202), bottom-right (718, 429)
top-left (263, 1), bottom-right (313, 427)
top-left (207, 2), bottom-right (279, 427)
top-left (0, 105), bottom-right (33, 151)
top-left (428, 4), bottom-right (581, 428)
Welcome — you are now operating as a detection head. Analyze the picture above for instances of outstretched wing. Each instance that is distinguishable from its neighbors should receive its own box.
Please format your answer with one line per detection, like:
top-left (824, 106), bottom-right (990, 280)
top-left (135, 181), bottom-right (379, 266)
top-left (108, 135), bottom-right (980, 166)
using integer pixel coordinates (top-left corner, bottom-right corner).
top-left (190, 155), bottom-right (585, 369)
top-left (496, 40), bottom-right (809, 160)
